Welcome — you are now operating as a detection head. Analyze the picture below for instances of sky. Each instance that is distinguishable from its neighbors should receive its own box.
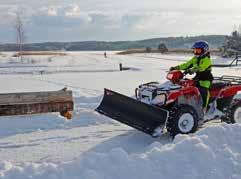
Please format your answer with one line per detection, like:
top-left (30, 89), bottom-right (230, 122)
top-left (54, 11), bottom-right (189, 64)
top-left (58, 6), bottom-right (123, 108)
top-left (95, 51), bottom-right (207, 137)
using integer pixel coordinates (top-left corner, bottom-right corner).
top-left (0, 0), bottom-right (241, 43)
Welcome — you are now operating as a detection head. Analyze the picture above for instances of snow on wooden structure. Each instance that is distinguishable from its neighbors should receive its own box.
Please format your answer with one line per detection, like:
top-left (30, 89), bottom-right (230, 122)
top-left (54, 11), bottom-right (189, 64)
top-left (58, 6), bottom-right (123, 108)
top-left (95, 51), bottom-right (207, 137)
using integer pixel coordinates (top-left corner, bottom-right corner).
top-left (0, 88), bottom-right (73, 119)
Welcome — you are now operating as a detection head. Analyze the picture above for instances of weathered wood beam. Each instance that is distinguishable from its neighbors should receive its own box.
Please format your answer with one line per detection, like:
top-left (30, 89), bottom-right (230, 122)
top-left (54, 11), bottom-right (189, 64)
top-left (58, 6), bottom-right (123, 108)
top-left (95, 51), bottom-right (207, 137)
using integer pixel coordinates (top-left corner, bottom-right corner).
top-left (0, 90), bottom-right (72, 105)
top-left (0, 89), bottom-right (73, 117)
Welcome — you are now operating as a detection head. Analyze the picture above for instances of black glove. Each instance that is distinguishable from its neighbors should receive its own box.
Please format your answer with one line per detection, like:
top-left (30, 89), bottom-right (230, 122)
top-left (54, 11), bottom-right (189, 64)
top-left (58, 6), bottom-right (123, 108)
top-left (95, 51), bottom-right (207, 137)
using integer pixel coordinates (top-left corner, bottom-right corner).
top-left (169, 66), bottom-right (178, 71)
top-left (185, 68), bottom-right (195, 75)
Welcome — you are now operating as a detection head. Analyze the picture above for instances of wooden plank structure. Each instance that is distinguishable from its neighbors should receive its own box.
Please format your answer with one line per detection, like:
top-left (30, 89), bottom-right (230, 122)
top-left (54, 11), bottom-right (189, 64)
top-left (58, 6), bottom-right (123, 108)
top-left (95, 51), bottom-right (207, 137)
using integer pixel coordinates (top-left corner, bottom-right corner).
top-left (0, 88), bottom-right (73, 119)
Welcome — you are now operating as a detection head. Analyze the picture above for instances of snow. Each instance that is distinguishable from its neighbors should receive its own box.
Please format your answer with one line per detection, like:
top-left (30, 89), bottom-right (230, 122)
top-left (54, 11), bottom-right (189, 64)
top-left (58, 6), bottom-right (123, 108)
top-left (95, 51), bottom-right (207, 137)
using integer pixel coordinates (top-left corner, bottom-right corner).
top-left (1, 124), bottom-right (241, 179)
top-left (0, 51), bottom-right (241, 179)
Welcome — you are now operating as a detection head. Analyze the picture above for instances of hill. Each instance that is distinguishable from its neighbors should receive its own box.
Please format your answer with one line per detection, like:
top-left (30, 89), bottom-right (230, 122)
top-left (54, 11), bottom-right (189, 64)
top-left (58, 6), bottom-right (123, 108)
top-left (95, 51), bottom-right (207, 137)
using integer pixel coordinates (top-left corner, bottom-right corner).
top-left (0, 35), bottom-right (226, 51)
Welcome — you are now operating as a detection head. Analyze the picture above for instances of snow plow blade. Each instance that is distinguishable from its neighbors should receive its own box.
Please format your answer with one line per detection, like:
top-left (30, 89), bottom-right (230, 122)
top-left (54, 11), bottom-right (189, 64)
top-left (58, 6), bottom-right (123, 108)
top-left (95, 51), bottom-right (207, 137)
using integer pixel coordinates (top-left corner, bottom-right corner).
top-left (96, 89), bottom-right (168, 135)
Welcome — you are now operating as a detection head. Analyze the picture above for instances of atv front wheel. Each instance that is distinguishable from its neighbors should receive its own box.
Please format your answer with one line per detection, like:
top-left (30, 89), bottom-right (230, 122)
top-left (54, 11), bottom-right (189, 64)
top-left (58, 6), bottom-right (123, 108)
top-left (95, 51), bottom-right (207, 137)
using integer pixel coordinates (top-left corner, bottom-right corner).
top-left (167, 104), bottom-right (199, 136)
top-left (229, 102), bottom-right (241, 124)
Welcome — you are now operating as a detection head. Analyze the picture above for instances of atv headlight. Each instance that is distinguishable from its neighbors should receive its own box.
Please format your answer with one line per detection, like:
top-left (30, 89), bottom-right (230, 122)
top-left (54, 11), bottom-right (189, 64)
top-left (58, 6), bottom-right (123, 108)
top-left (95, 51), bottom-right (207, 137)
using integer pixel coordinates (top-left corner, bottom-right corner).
top-left (152, 94), bottom-right (166, 105)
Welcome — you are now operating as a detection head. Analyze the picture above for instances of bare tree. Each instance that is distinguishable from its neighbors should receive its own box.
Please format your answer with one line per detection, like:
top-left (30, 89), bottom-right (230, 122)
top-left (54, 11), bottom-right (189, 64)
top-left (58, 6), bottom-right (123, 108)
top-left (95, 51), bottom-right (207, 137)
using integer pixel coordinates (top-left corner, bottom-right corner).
top-left (13, 11), bottom-right (26, 61)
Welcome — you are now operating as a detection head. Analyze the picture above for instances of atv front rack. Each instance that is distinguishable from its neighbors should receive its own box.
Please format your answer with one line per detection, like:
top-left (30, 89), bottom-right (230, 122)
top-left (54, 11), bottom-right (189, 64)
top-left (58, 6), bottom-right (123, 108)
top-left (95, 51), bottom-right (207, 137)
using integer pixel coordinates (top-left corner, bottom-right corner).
top-left (213, 75), bottom-right (241, 85)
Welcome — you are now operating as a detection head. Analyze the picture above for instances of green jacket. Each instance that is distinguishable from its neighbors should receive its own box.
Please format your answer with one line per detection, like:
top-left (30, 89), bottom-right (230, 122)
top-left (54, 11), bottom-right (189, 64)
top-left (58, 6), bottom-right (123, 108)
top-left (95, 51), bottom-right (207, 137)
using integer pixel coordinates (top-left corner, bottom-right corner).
top-left (176, 56), bottom-right (213, 88)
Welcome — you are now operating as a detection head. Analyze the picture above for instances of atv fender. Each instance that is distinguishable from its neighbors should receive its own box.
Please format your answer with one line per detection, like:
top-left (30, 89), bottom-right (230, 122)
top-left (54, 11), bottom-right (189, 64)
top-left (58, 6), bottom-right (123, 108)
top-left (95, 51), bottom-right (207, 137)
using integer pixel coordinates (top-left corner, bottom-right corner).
top-left (216, 88), bottom-right (241, 112)
top-left (177, 93), bottom-right (204, 120)
top-left (167, 86), bottom-right (203, 119)
top-left (219, 86), bottom-right (241, 99)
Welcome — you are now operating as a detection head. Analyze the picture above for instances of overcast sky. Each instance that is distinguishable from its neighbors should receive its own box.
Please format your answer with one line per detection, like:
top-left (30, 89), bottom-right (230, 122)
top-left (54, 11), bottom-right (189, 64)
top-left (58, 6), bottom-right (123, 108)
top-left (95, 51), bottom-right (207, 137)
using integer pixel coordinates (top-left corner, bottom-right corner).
top-left (0, 0), bottom-right (241, 43)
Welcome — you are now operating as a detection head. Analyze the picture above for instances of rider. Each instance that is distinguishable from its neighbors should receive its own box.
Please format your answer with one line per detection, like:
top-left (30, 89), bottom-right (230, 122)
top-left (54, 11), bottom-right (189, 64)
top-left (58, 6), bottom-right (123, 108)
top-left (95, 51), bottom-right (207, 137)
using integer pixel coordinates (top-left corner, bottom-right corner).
top-left (170, 40), bottom-right (213, 111)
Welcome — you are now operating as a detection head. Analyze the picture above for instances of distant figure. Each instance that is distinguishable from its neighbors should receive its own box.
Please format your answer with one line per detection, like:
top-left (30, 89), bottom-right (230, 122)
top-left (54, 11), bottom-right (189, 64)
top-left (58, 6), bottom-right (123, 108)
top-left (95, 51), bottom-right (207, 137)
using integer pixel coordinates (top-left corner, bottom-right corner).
top-left (104, 52), bottom-right (107, 58)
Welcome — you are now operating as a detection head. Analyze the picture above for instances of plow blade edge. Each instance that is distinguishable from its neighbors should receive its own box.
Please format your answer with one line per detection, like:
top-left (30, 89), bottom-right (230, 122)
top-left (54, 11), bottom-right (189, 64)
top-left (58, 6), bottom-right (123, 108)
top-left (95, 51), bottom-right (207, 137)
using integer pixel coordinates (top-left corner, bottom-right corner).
top-left (96, 89), bottom-right (168, 135)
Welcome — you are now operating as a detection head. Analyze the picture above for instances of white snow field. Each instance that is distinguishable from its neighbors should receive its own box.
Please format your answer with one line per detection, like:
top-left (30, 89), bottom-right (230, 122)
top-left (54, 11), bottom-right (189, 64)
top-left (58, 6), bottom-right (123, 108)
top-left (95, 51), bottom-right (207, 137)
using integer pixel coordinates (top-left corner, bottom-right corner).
top-left (0, 51), bottom-right (241, 179)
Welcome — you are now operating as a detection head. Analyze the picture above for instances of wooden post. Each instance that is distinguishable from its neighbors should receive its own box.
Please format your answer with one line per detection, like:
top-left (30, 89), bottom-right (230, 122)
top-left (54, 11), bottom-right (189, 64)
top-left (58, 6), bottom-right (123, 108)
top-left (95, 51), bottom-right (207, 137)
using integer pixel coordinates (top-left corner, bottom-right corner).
top-left (119, 63), bottom-right (122, 71)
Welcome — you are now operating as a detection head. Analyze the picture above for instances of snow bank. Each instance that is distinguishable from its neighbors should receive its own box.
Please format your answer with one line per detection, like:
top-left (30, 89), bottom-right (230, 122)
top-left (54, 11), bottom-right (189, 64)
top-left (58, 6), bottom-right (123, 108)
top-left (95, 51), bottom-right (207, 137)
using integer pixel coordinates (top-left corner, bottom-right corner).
top-left (1, 123), bottom-right (241, 179)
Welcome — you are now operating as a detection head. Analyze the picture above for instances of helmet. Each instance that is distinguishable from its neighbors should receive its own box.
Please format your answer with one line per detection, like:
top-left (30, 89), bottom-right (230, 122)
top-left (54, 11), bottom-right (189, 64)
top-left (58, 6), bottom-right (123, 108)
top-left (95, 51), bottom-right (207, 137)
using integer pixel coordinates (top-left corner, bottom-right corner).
top-left (192, 40), bottom-right (209, 57)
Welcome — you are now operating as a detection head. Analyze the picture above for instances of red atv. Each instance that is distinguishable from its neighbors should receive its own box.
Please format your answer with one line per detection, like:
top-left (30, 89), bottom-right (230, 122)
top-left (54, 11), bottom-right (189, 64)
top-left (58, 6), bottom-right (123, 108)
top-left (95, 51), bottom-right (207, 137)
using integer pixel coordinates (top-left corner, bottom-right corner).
top-left (96, 70), bottom-right (241, 136)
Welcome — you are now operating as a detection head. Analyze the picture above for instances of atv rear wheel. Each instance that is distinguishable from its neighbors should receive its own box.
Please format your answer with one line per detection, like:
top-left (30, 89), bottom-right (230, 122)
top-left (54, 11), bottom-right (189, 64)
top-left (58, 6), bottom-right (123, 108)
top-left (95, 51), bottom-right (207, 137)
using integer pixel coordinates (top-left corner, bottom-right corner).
top-left (167, 104), bottom-right (199, 136)
top-left (229, 102), bottom-right (241, 124)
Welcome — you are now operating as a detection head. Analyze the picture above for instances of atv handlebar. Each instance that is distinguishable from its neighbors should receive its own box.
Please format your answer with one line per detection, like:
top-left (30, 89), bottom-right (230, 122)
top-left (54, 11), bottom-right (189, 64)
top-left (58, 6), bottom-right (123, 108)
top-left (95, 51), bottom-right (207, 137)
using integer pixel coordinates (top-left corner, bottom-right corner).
top-left (167, 69), bottom-right (196, 83)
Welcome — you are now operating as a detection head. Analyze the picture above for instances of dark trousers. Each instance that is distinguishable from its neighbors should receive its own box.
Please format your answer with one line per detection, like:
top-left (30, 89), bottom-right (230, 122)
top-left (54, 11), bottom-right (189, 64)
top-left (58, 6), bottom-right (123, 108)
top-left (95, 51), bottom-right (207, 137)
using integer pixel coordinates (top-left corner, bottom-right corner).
top-left (197, 86), bottom-right (210, 108)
